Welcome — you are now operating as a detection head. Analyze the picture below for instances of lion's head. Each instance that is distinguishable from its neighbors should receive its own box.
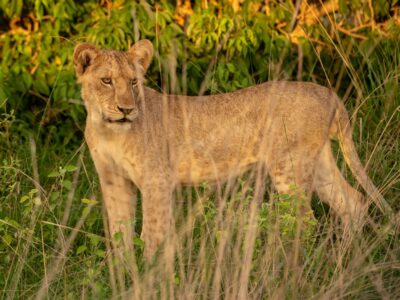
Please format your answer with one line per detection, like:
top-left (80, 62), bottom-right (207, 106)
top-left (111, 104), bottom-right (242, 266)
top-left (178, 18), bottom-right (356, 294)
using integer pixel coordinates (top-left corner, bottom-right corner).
top-left (74, 39), bottom-right (153, 131)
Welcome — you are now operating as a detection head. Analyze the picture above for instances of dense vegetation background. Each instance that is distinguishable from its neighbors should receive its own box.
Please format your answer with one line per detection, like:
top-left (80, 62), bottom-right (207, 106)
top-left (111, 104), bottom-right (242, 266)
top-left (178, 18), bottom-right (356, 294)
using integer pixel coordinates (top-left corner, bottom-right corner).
top-left (0, 0), bottom-right (399, 299)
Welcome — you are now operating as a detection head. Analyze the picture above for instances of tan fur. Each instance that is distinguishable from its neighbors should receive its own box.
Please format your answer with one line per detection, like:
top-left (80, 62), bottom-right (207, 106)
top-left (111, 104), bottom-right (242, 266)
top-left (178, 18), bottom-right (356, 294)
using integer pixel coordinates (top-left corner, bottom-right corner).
top-left (74, 40), bottom-right (387, 259)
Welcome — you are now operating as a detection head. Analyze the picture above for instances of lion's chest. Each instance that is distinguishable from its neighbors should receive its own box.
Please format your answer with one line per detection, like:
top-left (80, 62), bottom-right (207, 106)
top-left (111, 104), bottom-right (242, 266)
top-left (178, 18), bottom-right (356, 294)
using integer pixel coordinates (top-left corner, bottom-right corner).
top-left (88, 134), bottom-right (145, 183)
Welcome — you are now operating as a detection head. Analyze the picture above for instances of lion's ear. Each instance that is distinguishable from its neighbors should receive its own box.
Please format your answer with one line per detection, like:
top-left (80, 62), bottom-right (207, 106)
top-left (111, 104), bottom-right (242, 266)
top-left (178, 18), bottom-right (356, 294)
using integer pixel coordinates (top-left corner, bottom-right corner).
top-left (74, 43), bottom-right (99, 76)
top-left (127, 39), bottom-right (153, 73)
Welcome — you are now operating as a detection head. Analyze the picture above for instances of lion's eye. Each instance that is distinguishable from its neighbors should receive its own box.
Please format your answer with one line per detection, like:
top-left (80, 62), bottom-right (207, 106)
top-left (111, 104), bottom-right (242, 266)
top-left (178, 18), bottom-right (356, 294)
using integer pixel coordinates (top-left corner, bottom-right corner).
top-left (101, 78), bottom-right (112, 85)
top-left (131, 78), bottom-right (138, 86)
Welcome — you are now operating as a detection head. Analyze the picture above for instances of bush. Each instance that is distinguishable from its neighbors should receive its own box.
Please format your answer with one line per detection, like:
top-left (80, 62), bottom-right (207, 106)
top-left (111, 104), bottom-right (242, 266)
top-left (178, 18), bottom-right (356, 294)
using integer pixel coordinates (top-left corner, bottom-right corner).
top-left (1, 0), bottom-right (399, 126)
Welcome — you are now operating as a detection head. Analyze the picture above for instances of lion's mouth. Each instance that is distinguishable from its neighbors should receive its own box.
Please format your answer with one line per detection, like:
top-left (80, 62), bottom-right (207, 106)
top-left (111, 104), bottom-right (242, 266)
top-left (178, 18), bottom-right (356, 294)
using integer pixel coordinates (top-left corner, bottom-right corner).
top-left (106, 117), bottom-right (133, 123)
top-left (103, 112), bottom-right (138, 124)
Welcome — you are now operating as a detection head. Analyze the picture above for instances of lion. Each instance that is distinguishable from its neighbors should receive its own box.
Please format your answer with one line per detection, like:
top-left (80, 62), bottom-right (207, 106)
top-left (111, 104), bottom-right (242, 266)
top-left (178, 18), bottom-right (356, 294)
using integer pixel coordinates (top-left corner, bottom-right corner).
top-left (74, 39), bottom-right (389, 260)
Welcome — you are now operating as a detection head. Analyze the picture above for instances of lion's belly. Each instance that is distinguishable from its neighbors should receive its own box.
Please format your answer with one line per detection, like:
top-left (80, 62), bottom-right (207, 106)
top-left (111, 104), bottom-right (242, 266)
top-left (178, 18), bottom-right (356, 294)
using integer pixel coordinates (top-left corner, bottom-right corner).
top-left (170, 112), bottom-right (268, 184)
top-left (172, 143), bottom-right (261, 184)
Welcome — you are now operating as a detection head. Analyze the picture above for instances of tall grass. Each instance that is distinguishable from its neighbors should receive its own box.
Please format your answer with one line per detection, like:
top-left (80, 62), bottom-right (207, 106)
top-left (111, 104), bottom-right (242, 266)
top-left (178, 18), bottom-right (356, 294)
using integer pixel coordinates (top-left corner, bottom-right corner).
top-left (1, 19), bottom-right (400, 300)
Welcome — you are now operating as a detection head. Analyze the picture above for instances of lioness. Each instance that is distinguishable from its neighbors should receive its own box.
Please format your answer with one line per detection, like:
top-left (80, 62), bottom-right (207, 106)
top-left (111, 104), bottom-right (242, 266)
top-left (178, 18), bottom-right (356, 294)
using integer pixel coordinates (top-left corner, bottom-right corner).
top-left (74, 39), bottom-right (387, 259)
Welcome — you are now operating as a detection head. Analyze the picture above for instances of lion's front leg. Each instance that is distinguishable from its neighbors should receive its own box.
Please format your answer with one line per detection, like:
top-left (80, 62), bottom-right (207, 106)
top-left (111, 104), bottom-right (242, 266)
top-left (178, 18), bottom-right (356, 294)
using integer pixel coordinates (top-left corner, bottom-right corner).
top-left (140, 182), bottom-right (173, 260)
top-left (94, 162), bottom-right (137, 291)
top-left (96, 166), bottom-right (136, 255)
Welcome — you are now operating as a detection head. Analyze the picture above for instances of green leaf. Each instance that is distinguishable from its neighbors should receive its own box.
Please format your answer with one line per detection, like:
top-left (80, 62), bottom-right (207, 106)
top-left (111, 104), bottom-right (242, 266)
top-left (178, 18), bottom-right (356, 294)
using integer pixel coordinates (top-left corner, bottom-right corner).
top-left (82, 207), bottom-right (90, 217)
top-left (89, 235), bottom-right (101, 246)
top-left (81, 198), bottom-right (98, 205)
top-left (48, 170), bottom-right (60, 178)
top-left (94, 249), bottom-right (106, 258)
top-left (20, 195), bottom-right (29, 203)
top-left (50, 191), bottom-right (60, 201)
top-left (3, 234), bottom-right (13, 245)
top-left (133, 237), bottom-right (144, 248)
top-left (64, 165), bottom-right (77, 172)
top-left (113, 232), bottom-right (123, 243)
top-left (34, 75), bottom-right (50, 95)
top-left (76, 245), bottom-right (87, 255)
top-left (21, 72), bottom-right (33, 89)
top-left (174, 273), bottom-right (180, 285)
top-left (29, 189), bottom-right (38, 195)
top-left (62, 180), bottom-right (72, 190)
top-left (227, 63), bottom-right (235, 73)
top-left (0, 86), bottom-right (7, 102)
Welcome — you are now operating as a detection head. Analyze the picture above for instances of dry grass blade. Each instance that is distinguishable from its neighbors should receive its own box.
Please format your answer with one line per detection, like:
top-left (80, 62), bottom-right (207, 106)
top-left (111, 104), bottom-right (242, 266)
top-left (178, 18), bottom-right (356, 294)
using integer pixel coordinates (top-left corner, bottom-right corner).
top-left (35, 202), bottom-right (96, 300)
top-left (5, 134), bottom-right (44, 300)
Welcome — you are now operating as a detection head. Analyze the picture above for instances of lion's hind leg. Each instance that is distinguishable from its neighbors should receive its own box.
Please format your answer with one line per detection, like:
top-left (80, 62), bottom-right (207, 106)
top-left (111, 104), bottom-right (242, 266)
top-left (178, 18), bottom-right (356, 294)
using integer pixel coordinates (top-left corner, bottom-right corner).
top-left (314, 142), bottom-right (368, 230)
top-left (268, 151), bottom-right (317, 219)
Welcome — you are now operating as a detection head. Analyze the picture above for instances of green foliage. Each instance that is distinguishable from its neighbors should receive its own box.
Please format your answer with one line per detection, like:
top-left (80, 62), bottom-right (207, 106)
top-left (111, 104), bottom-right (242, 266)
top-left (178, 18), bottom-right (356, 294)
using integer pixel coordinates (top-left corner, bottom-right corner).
top-left (1, 0), bottom-right (399, 123)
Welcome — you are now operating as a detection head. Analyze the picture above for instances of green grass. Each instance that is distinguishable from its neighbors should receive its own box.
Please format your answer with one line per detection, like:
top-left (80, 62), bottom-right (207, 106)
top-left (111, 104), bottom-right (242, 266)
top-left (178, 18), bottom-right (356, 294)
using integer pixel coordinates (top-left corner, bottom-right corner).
top-left (1, 33), bottom-right (400, 300)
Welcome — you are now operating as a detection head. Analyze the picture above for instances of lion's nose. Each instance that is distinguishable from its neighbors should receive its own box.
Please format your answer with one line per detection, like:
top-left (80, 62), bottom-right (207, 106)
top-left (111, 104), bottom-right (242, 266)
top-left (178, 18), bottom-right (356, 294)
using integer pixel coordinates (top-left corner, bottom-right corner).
top-left (117, 106), bottom-right (134, 115)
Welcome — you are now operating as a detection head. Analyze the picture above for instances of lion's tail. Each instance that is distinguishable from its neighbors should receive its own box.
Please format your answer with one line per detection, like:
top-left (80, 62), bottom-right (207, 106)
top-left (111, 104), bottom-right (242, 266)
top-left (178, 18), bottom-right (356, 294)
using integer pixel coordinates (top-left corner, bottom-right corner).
top-left (334, 101), bottom-right (392, 214)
